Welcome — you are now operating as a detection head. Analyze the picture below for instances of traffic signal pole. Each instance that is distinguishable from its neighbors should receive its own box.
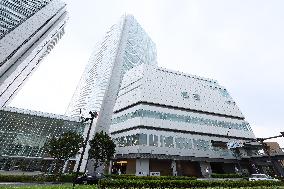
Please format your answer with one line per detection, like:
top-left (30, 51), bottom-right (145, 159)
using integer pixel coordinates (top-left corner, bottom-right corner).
top-left (73, 111), bottom-right (98, 189)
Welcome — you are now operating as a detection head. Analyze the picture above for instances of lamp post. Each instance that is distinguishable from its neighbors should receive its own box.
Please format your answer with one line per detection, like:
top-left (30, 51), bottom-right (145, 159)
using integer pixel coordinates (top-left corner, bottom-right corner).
top-left (73, 111), bottom-right (98, 189)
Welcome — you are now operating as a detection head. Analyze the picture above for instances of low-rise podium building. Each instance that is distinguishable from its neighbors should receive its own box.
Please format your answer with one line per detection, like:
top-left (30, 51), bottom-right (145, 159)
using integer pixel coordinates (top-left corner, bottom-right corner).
top-left (0, 106), bottom-right (84, 172)
top-left (110, 64), bottom-right (259, 176)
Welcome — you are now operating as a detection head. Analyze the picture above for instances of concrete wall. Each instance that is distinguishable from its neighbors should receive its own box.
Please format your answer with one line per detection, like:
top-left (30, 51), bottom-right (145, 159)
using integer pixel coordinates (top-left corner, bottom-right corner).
top-left (199, 162), bottom-right (212, 177)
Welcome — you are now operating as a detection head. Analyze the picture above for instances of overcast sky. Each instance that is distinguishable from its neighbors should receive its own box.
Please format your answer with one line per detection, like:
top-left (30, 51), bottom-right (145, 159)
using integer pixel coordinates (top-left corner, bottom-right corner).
top-left (10, 0), bottom-right (284, 147)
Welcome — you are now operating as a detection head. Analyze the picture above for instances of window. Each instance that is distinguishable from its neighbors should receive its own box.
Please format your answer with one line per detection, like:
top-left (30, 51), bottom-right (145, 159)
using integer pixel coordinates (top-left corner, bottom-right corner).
top-left (139, 133), bottom-right (147, 145)
top-left (111, 109), bottom-right (249, 131)
top-left (193, 94), bottom-right (200, 101)
top-left (165, 136), bottom-right (174, 148)
top-left (160, 135), bottom-right (165, 147)
top-left (149, 134), bottom-right (158, 147)
top-left (181, 91), bottom-right (190, 99)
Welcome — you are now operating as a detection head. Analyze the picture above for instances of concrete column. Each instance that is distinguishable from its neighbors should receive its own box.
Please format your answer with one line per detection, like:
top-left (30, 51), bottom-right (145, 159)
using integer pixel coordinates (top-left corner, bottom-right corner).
top-left (85, 159), bottom-right (94, 174)
top-left (48, 162), bottom-right (55, 174)
top-left (272, 160), bottom-right (284, 177)
top-left (136, 159), bottom-right (149, 176)
top-left (85, 159), bottom-right (105, 175)
top-left (108, 160), bottom-right (113, 175)
top-left (171, 160), bottom-right (177, 176)
top-left (199, 162), bottom-right (212, 178)
top-left (62, 160), bottom-right (69, 173)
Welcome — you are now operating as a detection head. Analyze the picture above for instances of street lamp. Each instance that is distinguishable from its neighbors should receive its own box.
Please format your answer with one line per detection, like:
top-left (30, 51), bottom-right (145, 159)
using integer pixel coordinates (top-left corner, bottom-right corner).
top-left (257, 132), bottom-right (284, 142)
top-left (73, 111), bottom-right (98, 188)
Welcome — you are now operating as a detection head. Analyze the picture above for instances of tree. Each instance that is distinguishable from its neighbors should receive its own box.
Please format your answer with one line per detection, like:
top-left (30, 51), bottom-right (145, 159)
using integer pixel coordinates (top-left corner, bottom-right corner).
top-left (88, 131), bottom-right (116, 171)
top-left (45, 131), bottom-right (83, 174)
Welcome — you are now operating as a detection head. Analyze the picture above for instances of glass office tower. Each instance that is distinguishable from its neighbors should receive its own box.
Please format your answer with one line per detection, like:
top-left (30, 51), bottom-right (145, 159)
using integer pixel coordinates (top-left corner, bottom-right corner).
top-left (0, 0), bottom-right (67, 107)
top-left (66, 15), bottom-right (157, 133)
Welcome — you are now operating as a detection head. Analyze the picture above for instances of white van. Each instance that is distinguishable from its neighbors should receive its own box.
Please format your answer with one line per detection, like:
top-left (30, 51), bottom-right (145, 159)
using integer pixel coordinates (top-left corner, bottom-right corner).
top-left (248, 174), bottom-right (279, 181)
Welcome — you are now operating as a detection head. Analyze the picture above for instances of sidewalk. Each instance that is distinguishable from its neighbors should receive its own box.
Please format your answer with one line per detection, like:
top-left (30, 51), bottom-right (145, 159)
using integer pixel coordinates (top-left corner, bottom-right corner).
top-left (197, 178), bottom-right (244, 181)
top-left (0, 170), bottom-right (43, 176)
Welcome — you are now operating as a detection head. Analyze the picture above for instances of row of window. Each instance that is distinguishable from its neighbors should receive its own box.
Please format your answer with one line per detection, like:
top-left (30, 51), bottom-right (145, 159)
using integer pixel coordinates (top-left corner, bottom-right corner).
top-left (0, 0), bottom-right (50, 39)
top-left (113, 133), bottom-right (211, 151)
top-left (0, 143), bottom-right (44, 157)
top-left (156, 68), bottom-right (215, 84)
top-left (0, 14), bottom-right (18, 26)
top-left (181, 91), bottom-right (200, 101)
top-left (112, 109), bottom-right (250, 131)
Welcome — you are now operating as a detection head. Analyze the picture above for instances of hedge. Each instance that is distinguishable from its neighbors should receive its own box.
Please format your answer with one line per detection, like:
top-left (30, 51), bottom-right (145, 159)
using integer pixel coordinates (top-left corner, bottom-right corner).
top-left (108, 175), bottom-right (197, 180)
top-left (98, 179), bottom-right (284, 189)
top-left (211, 173), bottom-right (244, 178)
top-left (2, 186), bottom-right (284, 189)
top-left (0, 174), bottom-right (196, 183)
top-left (0, 174), bottom-right (75, 182)
top-left (0, 186), bottom-right (97, 189)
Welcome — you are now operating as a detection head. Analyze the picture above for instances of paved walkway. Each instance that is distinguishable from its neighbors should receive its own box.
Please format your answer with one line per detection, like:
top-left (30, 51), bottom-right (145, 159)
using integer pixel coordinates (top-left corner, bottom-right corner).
top-left (0, 170), bottom-right (43, 176)
top-left (0, 182), bottom-right (67, 186)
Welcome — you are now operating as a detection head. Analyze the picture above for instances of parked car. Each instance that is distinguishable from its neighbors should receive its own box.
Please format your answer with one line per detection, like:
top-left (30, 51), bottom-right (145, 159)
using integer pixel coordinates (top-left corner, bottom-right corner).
top-left (248, 174), bottom-right (279, 181)
top-left (75, 173), bottom-right (106, 184)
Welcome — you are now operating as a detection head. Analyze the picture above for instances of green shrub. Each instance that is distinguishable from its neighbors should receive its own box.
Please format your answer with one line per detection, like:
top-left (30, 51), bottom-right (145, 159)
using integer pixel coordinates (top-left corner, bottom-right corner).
top-left (108, 174), bottom-right (197, 180)
top-left (99, 179), bottom-right (284, 189)
top-left (211, 173), bottom-right (243, 178)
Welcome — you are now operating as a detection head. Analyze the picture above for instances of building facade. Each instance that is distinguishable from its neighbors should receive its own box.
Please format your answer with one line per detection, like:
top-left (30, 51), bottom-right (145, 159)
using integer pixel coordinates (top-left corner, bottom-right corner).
top-left (265, 142), bottom-right (284, 154)
top-left (66, 15), bottom-right (157, 173)
top-left (65, 15), bottom-right (157, 133)
top-left (110, 64), bottom-right (259, 176)
top-left (65, 15), bottom-right (261, 175)
top-left (0, 0), bottom-right (67, 107)
top-left (0, 106), bottom-right (84, 172)
top-left (0, 12), bottom-right (265, 175)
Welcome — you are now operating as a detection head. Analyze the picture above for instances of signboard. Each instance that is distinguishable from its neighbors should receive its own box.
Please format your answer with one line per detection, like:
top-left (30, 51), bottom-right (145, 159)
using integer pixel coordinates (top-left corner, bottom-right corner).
top-left (227, 140), bottom-right (244, 149)
top-left (150, 172), bottom-right (160, 176)
top-left (136, 171), bottom-right (148, 176)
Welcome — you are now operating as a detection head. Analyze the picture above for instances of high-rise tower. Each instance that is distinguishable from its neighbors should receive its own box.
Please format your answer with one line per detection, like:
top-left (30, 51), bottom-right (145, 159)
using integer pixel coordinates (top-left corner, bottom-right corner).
top-left (66, 15), bottom-right (157, 133)
top-left (0, 0), bottom-right (67, 107)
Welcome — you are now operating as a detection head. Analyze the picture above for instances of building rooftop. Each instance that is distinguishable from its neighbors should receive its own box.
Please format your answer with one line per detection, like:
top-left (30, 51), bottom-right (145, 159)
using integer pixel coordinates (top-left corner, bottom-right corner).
top-left (1, 106), bottom-right (80, 122)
